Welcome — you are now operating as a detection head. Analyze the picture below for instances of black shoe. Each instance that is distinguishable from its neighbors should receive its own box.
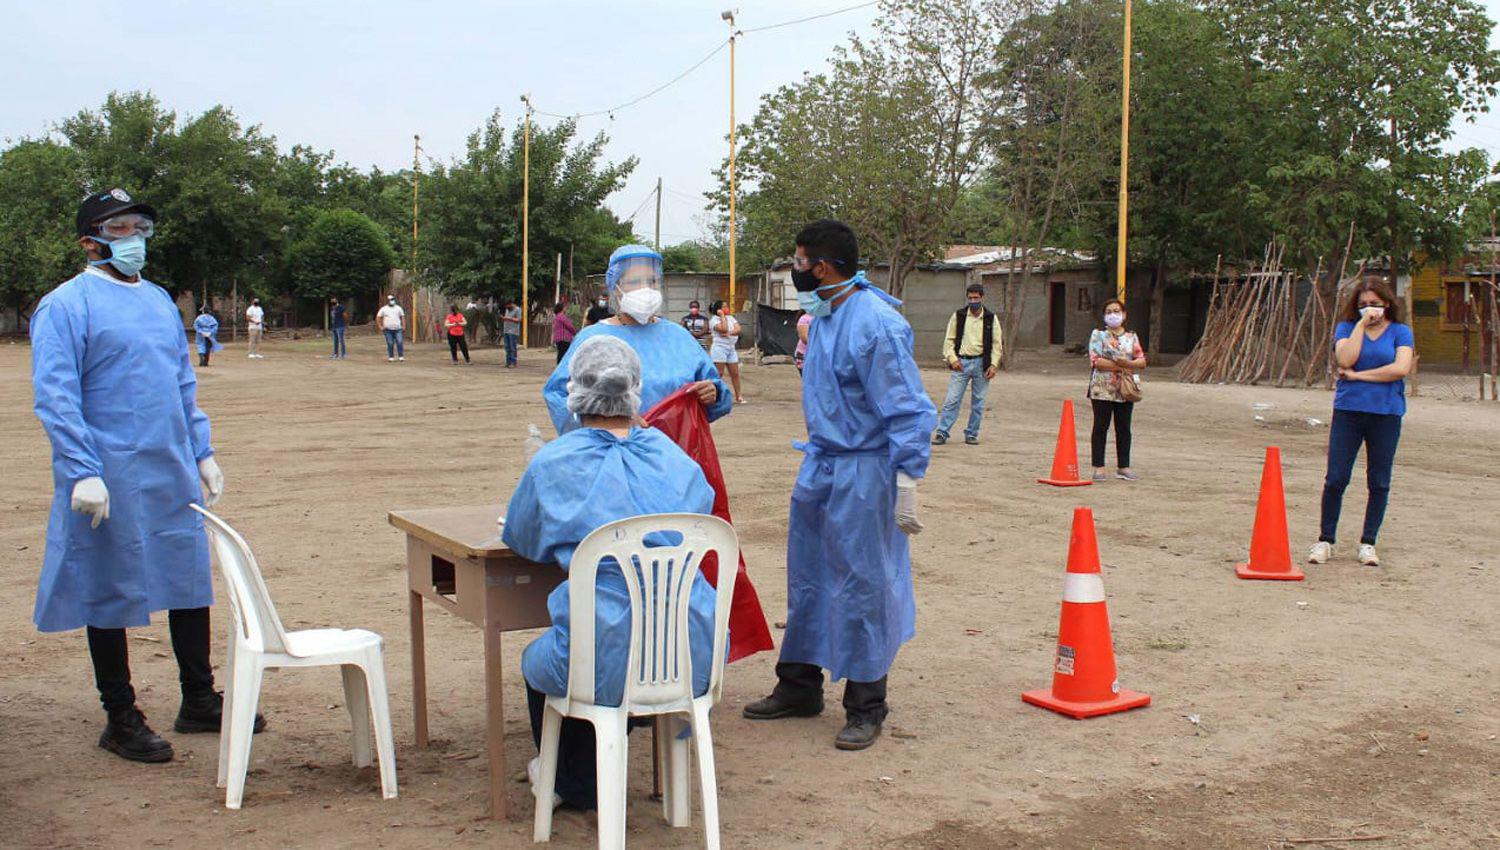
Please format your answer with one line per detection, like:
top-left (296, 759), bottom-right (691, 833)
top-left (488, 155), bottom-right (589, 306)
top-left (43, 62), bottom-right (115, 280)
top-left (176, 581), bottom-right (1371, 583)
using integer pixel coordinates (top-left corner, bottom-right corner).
top-left (175, 690), bottom-right (267, 734)
top-left (931, 432), bottom-right (948, 445)
top-left (964, 435), bottom-right (979, 445)
top-left (834, 718), bottom-right (882, 751)
top-left (742, 694), bottom-right (824, 720)
top-left (100, 708), bottom-right (174, 763)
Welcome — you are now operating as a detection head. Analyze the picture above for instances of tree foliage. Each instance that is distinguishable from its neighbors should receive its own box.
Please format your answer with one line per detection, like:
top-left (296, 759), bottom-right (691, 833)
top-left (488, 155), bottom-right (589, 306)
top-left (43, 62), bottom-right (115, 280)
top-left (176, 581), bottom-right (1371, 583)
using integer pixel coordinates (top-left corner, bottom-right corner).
top-left (285, 208), bottom-right (396, 300)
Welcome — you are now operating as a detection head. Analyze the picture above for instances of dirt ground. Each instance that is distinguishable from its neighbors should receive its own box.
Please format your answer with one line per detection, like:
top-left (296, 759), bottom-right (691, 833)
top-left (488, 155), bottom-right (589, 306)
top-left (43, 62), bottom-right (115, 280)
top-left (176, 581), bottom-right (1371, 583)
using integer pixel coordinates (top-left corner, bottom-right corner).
top-left (1, 333), bottom-right (1496, 849)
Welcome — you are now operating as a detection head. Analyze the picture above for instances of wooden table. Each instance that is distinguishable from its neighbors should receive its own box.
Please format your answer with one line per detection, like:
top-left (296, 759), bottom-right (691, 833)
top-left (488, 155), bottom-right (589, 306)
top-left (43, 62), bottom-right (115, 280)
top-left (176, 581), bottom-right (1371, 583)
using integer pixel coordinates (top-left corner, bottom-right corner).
top-left (388, 505), bottom-right (563, 820)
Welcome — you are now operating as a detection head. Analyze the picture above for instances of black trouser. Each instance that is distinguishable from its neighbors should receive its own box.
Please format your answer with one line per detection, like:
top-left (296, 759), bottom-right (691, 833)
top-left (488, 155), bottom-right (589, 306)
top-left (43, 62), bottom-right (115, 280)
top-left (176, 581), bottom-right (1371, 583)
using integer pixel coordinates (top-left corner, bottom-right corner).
top-left (771, 662), bottom-right (888, 724)
top-left (86, 607), bottom-right (214, 716)
top-left (555, 341), bottom-right (571, 363)
top-left (527, 683), bottom-right (647, 810)
top-left (1090, 399), bottom-right (1134, 469)
top-left (447, 334), bottom-right (470, 362)
top-left (198, 351), bottom-right (210, 367)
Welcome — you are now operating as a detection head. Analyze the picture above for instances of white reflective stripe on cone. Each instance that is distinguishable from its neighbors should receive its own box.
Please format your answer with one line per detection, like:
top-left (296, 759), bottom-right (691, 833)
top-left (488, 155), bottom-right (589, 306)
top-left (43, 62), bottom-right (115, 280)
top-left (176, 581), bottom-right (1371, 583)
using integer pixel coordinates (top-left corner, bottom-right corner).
top-left (1061, 573), bottom-right (1106, 604)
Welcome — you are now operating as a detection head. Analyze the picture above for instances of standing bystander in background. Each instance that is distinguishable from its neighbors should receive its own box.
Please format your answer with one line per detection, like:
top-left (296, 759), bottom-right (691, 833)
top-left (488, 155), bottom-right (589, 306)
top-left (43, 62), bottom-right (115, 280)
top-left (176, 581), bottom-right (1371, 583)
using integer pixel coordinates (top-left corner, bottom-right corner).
top-left (244, 298), bottom-right (265, 359)
top-left (933, 283), bottom-right (1002, 445)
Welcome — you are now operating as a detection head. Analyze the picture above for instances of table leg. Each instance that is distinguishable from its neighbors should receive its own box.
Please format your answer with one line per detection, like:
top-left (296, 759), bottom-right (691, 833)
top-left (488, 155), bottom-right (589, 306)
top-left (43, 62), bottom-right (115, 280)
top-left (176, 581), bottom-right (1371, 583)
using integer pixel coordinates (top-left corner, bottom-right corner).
top-left (483, 608), bottom-right (508, 820)
top-left (410, 590), bottom-right (429, 748)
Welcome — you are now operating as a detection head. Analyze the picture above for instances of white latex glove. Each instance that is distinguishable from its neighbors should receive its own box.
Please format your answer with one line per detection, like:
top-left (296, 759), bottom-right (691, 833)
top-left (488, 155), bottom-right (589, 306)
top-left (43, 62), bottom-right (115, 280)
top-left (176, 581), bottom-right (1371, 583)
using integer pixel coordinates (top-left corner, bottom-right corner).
top-left (71, 476), bottom-right (110, 529)
top-left (198, 457), bottom-right (224, 507)
top-left (894, 471), bottom-right (923, 536)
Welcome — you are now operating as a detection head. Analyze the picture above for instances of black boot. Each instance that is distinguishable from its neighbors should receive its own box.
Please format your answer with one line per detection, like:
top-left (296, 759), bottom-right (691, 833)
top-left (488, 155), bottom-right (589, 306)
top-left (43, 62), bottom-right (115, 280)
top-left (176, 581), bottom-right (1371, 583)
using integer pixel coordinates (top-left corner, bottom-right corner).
top-left (100, 707), bottom-right (174, 763)
top-left (175, 689), bottom-right (267, 734)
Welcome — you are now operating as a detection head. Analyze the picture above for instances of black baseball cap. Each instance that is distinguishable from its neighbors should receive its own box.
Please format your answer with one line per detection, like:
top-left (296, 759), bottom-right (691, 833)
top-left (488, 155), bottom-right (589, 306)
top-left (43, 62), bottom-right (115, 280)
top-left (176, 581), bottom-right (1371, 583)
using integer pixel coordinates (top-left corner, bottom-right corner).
top-left (76, 188), bottom-right (156, 237)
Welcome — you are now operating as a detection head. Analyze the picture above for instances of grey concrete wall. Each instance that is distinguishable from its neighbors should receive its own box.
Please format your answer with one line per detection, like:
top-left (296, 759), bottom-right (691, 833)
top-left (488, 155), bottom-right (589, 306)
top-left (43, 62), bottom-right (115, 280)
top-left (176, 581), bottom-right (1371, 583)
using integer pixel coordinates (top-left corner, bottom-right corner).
top-left (865, 266), bottom-right (974, 363)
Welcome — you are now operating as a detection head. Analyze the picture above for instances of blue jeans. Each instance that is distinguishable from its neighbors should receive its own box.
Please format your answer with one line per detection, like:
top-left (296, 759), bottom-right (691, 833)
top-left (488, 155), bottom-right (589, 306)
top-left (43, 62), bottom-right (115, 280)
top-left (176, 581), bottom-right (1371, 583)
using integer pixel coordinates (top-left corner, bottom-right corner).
top-left (383, 328), bottom-right (404, 358)
top-left (503, 332), bottom-right (519, 365)
top-left (1319, 409), bottom-right (1402, 545)
top-left (936, 357), bottom-right (991, 438)
top-left (331, 327), bottom-right (347, 358)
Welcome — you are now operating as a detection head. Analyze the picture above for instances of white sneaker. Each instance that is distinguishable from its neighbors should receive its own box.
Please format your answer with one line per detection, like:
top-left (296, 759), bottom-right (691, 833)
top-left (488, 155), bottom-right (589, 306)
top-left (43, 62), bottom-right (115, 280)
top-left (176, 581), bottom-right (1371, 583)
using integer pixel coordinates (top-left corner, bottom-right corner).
top-left (1307, 541), bottom-right (1332, 564)
top-left (1357, 544), bottom-right (1380, 566)
top-left (248, 353), bottom-right (256, 359)
top-left (398, 356), bottom-right (405, 361)
top-left (387, 357), bottom-right (394, 362)
top-left (527, 756), bottom-right (563, 810)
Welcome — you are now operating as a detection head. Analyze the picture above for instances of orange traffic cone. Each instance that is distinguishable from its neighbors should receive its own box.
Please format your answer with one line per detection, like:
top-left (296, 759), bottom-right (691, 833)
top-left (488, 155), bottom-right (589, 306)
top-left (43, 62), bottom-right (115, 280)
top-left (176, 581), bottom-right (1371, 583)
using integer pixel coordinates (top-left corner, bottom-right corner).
top-left (1037, 399), bottom-right (1092, 487)
top-left (1235, 446), bottom-right (1304, 581)
top-left (1022, 507), bottom-right (1151, 719)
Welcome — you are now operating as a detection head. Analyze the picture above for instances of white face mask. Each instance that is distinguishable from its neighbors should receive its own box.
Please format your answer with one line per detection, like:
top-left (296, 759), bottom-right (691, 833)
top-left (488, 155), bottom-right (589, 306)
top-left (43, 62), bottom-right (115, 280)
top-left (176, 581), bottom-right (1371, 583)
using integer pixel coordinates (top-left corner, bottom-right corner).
top-left (618, 288), bottom-right (662, 324)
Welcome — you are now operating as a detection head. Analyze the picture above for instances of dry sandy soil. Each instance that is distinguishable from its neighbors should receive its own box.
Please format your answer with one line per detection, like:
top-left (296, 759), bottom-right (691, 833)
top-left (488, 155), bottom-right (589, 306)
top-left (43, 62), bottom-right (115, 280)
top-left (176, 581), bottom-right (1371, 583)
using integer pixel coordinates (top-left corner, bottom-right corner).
top-left (0, 333), bottom-right (1496, 849)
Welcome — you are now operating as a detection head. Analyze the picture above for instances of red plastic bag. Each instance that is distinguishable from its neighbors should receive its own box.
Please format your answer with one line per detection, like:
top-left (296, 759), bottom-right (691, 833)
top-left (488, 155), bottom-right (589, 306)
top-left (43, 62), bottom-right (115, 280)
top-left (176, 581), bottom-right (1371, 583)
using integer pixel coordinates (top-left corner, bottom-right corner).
top-left (644, 387), bottom-right (775, 662)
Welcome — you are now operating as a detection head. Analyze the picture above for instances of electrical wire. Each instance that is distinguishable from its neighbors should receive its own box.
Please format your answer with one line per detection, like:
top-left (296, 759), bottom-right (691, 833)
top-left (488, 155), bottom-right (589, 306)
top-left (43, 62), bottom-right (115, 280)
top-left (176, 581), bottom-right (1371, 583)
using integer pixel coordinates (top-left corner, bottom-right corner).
top-left (533, 39), bottom-right (729, 120)
top-left (528, 1), bottom-right (881, 121)
top-left (741, 0), bottom-right (880, 34)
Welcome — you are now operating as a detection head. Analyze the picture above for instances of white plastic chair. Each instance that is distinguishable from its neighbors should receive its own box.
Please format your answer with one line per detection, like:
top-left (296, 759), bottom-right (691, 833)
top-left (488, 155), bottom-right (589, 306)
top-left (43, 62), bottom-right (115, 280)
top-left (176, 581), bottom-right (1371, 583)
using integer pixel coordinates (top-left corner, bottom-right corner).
top-left (193, 505), bottom-right (398, 809)
top-left (532, 513), bottom-right (738, 849)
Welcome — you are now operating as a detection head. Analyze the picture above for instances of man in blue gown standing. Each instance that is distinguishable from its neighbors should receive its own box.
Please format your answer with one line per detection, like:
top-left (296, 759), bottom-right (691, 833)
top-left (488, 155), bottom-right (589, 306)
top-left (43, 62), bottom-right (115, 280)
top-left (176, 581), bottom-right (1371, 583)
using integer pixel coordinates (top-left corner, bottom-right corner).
top-left (30, 189), bottom-right (259, 763)
top-left (743, 219), bottom-right (936, 750)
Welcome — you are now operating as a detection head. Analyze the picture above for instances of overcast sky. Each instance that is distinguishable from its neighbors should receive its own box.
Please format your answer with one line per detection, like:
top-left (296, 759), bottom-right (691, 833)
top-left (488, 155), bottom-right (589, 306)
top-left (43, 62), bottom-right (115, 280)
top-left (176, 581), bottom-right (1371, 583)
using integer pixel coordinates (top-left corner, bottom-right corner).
top-left (4, 0), bottom-right (1498, 247)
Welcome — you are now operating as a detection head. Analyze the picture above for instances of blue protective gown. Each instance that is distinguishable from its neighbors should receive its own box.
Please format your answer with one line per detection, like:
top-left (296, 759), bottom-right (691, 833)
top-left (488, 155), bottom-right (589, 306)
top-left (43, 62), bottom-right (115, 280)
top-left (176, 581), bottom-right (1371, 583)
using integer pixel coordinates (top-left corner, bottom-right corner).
top-left (504, 426), bottom-right (719, 707)
top-left (781, 276), bottom-right (937, 682)
top-left (542, 320), bottom-right (731, 434)
top-left (193, 313), bottom-right (223, 354)
top-left (30, 268), bottom-right (215, 632)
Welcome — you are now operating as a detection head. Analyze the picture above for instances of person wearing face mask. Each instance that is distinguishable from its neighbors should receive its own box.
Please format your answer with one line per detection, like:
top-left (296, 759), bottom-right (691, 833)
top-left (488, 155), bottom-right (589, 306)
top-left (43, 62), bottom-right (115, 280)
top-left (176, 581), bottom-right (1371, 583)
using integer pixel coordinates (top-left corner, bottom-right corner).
top-left (933, 282), bottom-right (1003, 446)
top-left (585, 294), bottom-right (613, 327)
top-left (708, 299), bottom-right (747, 404)
top-left (194, 304), bottom-right (223, 367)
top-left (376, 294), bottom-right (406, 362)
top-left (1087, 298), bottom-right (1146, 481)
top-left (743, 219), bottom-right (936, 751)
top-left (681, 300), bottom-right (710, 349)
top-left (244, 298), bottom-right (265, 359)
top-left (542, 244), bottom-right (729, 433)
top-left (502, 300), bottom-right (524, 367)
top-left (29, 189), bottom-right (259, 764)
top-left (1308, 276), bottom-right (1414, 568)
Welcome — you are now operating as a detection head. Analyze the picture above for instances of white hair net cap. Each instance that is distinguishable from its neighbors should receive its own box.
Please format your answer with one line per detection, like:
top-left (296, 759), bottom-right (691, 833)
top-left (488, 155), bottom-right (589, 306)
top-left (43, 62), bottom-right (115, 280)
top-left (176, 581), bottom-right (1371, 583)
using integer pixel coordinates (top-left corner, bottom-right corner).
top-left (566, 335), bottom-right (643, 420)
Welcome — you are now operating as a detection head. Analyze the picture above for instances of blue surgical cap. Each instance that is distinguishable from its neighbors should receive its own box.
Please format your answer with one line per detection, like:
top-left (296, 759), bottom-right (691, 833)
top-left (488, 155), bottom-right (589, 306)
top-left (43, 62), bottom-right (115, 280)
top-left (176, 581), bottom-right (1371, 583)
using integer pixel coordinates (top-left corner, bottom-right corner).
top-left (605, 244), bottom-right (663, 291)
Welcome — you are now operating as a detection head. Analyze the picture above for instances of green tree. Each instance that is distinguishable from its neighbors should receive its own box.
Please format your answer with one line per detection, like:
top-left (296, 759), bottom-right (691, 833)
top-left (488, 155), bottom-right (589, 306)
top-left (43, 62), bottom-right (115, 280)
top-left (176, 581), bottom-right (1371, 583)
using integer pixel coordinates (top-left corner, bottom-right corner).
top-left (717, 0), bottom-right (997, 299)
top-left (661, 241), bottom-right (706, 272)
top-left (284, 208), bottom-right (396, 303)
top-left (0, 140), bottom-right (84, 322)
top-left (421, 111), bottom-right (635, 309)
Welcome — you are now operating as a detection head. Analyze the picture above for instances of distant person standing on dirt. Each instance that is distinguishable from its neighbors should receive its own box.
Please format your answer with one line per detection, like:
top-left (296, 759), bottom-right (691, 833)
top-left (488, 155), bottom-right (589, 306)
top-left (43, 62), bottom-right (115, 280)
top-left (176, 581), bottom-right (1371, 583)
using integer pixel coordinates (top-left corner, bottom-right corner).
top-left (682, 300), bottom-right (710, 349)
top-left (794, 311), bottom-right (813, 375)
top-left (933, 282), bottom-right (1002, 446)
top-left (376, 294), bottom-right (405, 362)
top-left (1307, 276), bottom-right (1413, 568)
top-left (709, 300), bottom-right (746, 404)
top-left (194, 305), bottom-right (222, 367)
top-left (552, 302), bottom-right (577, 363)
top-left (444, 304), bottom-right (471, 364)
top-left (244, 298), bottom-right (265, 359)
top-left (1087, 298), bottom-right (1145, 481)
top-left (328, 297), bottom-right (347, 359)
top-left (502, 300), bottom-right (523, 367)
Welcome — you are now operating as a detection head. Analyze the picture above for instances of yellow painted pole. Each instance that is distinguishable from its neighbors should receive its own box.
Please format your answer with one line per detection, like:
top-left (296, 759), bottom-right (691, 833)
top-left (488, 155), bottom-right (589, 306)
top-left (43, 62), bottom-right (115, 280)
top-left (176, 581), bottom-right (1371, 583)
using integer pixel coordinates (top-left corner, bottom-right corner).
top-left (1115, 0), bottom-right (1133, 304)
top-left (411, 134), bottom-right (421, 341)
top-left (521, 96), bottom-right (532, 347)
top-left (725, 11), bottom-right (738, 312)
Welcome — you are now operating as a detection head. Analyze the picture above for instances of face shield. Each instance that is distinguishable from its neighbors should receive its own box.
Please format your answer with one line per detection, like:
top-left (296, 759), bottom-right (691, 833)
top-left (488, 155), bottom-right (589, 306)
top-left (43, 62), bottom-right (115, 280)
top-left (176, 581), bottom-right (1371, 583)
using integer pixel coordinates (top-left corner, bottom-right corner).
top-left (605, 245), bottom-right (664, 323)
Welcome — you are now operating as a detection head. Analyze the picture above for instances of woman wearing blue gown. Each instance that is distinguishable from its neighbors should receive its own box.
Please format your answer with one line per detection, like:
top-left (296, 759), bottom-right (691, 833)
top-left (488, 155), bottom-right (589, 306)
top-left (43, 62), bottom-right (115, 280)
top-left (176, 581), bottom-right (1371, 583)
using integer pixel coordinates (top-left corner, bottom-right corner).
top-left (193, 306), bottom-right (222, 367)
top-left (504, 335), bottom-right (719, 810)
top-left (542, 245), bottom-right (730, 434)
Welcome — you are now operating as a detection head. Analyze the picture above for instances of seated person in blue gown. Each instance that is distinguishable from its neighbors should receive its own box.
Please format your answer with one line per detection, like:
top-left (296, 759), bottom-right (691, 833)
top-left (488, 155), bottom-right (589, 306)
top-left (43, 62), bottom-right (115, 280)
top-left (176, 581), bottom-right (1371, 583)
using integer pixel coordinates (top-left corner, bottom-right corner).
top-left (502, 334), bottom-right (719, 811)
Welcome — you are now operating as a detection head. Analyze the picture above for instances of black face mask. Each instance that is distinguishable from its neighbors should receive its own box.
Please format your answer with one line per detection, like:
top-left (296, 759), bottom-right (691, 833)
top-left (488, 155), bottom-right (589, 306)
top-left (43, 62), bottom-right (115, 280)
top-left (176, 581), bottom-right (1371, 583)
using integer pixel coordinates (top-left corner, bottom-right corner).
top-left (791, 268), bottom-right (821, 291)
top-left (968, 302), bottom-right (983, 313)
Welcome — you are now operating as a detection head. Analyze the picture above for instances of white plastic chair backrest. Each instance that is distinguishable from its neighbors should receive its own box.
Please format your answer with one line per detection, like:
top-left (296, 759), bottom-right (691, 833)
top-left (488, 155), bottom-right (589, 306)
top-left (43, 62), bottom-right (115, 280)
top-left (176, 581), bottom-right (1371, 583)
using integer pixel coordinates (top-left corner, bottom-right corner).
top-left (193, 505), bottom-right (293, 656)
top-left (563, 513), bottom-right (738, 712)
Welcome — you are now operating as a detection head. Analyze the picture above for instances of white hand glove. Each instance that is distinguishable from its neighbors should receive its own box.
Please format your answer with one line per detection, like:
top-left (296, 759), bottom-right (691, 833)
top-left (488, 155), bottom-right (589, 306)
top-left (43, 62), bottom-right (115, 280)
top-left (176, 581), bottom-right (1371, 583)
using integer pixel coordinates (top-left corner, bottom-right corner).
top-left (71, 476), bottom-right (110, 529)
top-left (198, 457), bottom-right (224, 507)
top-left (894, 471), bottom-right (923, 536)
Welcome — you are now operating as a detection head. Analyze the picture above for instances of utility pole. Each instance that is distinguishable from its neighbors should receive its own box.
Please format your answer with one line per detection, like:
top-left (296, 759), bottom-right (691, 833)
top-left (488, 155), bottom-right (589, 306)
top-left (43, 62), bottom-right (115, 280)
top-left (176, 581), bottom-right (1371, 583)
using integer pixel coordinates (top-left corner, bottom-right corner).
top-left (555, 251), bottom-right (562, 307)
top-left (521, 95), bottom-right (532, 348)
top-left (412, 134), bottom-right (422, 341)
top-left (723, 9), bottom-right (739, 312)
top-left (1115, 0), bottom-right (1133, 304)
top-left (654, 177), bottom-right (663, 253)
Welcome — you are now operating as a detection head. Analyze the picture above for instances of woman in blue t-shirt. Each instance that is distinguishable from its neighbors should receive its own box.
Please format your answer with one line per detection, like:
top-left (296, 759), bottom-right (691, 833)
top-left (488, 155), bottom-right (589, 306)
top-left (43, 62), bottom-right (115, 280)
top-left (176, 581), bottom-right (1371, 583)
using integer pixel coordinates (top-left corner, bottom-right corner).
top-left (1308, 277), bottom-right (1414, 568)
